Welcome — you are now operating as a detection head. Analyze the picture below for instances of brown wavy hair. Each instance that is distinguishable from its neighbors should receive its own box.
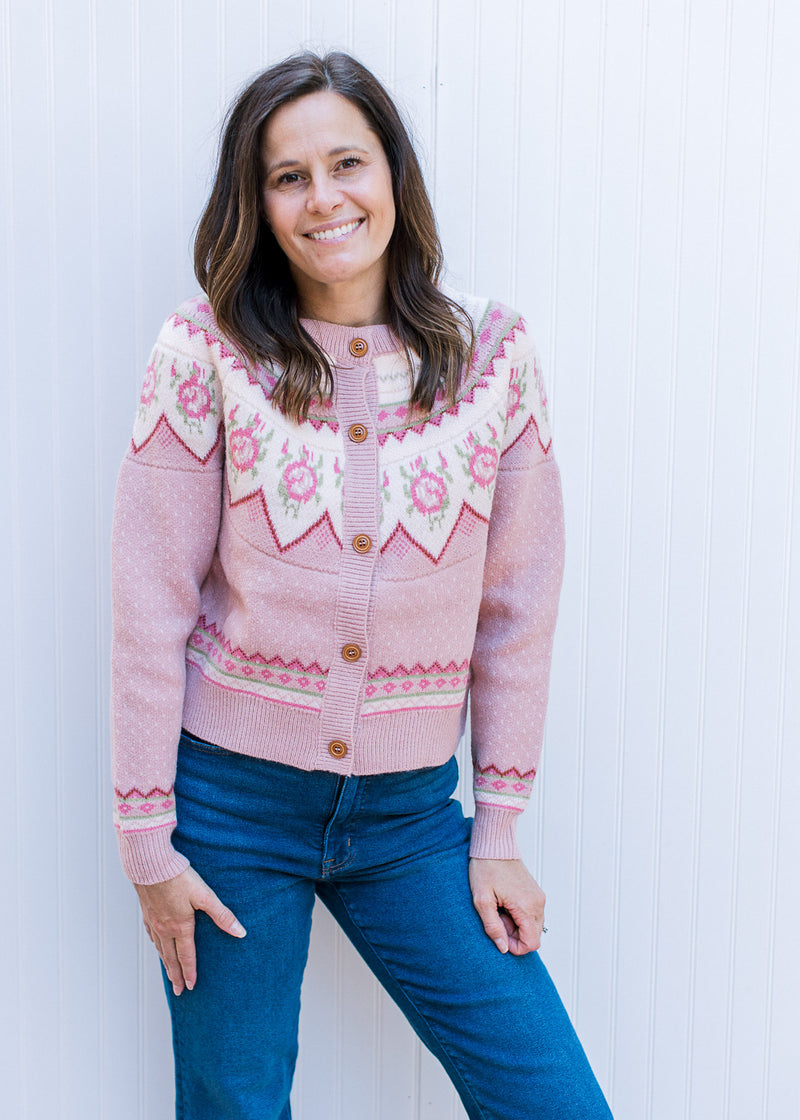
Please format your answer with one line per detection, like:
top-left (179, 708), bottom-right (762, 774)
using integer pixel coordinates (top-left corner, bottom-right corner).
top-left (194, 51), bottom-right (473, 422)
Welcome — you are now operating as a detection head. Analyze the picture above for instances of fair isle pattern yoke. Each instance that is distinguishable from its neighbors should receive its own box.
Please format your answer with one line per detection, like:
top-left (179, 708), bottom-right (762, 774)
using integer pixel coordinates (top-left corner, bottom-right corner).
top-left (111, 292), bottom-right (565, 883)
top-left (130, 299), bottom-right (548, 561)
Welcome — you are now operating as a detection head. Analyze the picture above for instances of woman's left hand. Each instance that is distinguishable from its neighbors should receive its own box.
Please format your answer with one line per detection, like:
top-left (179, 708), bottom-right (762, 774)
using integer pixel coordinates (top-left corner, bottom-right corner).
top-left (468, 858), bottom-right (546, 955)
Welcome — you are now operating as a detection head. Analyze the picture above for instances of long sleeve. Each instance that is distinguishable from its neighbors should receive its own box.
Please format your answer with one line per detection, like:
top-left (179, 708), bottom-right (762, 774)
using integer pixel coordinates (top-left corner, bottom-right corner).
top-left (468, 327), bottom-right (565, 859)
top-left (111, 309), bottom-right (224, 884)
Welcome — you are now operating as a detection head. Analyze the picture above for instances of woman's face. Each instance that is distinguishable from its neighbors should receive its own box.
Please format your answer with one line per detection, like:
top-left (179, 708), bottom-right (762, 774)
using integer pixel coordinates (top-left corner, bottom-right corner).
top-left (261, 90), bottom-right (396, 320)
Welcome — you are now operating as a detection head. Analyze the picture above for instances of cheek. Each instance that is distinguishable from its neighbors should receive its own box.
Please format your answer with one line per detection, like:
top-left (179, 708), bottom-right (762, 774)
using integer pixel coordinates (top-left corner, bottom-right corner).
top-left (262, 196), bottom-right (294, 244)
top-left (380, 175), bottom-right (396, 232)
top-left (382, 195), bottom-right (397, 242)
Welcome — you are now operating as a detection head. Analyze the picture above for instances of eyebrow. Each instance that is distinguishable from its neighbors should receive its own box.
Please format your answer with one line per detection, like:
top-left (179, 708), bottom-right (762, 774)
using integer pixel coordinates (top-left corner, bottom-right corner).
top-left (264, 146), bottom-right (371, 176)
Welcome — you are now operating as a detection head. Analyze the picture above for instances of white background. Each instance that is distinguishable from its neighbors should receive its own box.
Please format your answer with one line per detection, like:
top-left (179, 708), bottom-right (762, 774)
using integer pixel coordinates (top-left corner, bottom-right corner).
top-left (2, 0), bottom-right (799, 1117)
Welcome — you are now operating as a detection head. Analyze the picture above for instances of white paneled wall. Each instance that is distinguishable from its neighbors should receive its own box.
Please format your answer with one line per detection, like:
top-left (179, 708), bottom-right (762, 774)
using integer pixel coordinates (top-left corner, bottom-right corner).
top-left (2, 0), bottom-right (799, 1117)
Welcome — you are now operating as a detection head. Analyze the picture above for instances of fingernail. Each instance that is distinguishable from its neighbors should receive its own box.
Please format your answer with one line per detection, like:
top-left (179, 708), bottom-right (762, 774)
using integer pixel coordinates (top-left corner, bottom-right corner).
top-left (231, 920), bottom-right (246, 937)
top-left (186, 981), bottom-right (194, 991)
top-left (493, 938), bottom-right (508, 954)
top-left (173, 984), bottom-right (181, 996)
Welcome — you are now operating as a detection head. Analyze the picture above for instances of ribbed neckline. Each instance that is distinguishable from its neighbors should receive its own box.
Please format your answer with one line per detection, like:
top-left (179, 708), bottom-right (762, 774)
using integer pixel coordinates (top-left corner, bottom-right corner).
top-left (300, 317), bottom-right (399, 362)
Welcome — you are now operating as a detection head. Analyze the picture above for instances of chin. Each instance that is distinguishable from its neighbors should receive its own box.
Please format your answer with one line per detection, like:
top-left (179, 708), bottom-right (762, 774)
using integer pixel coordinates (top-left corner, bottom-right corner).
top-left (313, 262), bottom-right (371, 285)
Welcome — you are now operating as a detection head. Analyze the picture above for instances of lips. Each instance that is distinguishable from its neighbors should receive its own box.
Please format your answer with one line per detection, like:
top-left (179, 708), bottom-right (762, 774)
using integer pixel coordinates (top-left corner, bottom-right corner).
top-left (305, 218), bottom-right (365, 242)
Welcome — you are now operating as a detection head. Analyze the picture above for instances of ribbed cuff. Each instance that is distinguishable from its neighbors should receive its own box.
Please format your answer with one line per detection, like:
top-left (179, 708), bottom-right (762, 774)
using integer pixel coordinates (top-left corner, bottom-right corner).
top-left (117, 826), bottom-right (190, 885)
top-left (469, 805), bottom-right (522, 860)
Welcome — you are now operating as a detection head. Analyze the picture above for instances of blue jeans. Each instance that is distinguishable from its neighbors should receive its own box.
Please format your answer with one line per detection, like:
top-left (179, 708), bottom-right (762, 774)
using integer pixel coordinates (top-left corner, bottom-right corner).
top-left (165, 731), bottom-right (613, 1119)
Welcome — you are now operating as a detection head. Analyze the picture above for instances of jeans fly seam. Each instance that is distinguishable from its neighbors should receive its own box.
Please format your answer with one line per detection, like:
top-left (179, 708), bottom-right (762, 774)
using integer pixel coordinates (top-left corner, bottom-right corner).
top-left (320, 776), bottom-right (352, 877)
top-left (322, 834), bottom-right (353, 877)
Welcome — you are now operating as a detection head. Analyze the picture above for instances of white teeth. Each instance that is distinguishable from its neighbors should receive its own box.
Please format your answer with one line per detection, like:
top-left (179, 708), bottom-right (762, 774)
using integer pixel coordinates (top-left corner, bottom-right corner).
top-left (308, 220), bottom-right (361, 241)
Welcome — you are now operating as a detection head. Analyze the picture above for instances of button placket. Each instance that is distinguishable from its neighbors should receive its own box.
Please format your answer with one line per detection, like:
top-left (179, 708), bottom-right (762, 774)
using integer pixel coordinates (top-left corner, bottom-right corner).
top-left (318, 337), bottom-right (380, 769)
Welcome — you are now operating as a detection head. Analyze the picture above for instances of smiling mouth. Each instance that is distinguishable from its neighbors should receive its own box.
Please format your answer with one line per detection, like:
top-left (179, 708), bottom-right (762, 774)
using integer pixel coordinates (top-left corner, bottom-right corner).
top-left (305, 218), bottom-right (365, 242)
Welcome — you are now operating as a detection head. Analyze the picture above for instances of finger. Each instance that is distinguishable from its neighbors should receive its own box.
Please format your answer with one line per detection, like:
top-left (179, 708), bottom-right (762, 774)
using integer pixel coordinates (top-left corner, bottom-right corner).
top-left (499, 910), bottom-right (516, 938)
top-left (175, 933), bottom-right (198, 991)
top-left (472, 894), bottom-right (509, 953)
top-left (160, 938), bottom-right (186, 996)
top-left (196, 889), bottom-right (246, 938)
top-left (507, 910), bottom-right (542, 956)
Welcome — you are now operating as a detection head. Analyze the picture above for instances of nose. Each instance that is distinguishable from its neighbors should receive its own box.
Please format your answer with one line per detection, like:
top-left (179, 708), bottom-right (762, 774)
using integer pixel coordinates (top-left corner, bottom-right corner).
top-left (306, 173), bottom-right (343, 215)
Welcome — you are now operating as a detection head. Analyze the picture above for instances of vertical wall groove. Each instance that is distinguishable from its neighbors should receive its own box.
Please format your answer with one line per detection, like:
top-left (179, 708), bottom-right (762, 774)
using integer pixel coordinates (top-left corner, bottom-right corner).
top-left (466, 0), bottom-right (481, 291)
top-left (428, 0), bottom-right (440, 203)
top-left (684, 0), bottom-right (734, 1111)
top-left (571, 0), bottom-right (610, 1018)
top-left (609, 0), bottom-right (651, 1099)
top-left (508, 0), bottom-right (523, 305)
top-left (546, 0), bottom-right (565, 415)
top-left (760, 203), bottom-right (800, 1119)
top-left (44, 0), bottom-right (67, 1111)
top-left (175, 0), bottom-right (185, 297)
top-left (722, 3), bottom-right (777, 1116)
top-left (644, 0), bottom-right (693, 1113)
top-left (217, 0), bottom-right (227, 109)
top-left (3, 0), bottom-right (23, 1112)
top-left (88, 0), bottom-right (106, 1110)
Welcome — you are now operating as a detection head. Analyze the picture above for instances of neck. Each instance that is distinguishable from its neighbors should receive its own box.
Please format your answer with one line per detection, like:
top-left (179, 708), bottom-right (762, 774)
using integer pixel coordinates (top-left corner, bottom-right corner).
top-left (292, 269), bottom-right (390, 327)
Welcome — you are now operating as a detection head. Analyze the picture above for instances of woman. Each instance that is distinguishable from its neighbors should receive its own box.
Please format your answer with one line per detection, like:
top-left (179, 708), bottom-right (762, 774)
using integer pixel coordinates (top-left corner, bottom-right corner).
top-left (112, 50), bottom-right (613, 1119)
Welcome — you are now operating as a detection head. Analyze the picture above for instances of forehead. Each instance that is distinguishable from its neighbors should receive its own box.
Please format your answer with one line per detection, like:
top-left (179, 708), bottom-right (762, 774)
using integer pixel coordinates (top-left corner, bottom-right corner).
top-left (262, 90), bottom-right (377, 161)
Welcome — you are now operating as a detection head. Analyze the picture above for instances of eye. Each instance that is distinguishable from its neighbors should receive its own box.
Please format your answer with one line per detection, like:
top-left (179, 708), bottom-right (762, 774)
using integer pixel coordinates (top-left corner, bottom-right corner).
top-left (275, 170), bottom-right (303, 186)
top-left (337, 156), bottom-right (363, 171)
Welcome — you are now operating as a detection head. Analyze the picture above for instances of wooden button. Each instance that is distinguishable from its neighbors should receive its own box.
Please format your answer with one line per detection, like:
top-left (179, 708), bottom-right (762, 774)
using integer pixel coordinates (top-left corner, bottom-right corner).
top-left (342, 643), bottom-right (362, 662)
top-left (352, 534), bottom-right (372, 554)
top-left (349, 337), bottom-right (368, 357)
top-left (348, 423), bottom-right (368, 443)
top-left (328, 740), bottom-right (347, 759)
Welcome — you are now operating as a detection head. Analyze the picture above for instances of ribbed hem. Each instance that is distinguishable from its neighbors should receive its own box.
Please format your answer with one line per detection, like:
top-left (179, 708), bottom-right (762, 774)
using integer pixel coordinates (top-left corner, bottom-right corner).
top-left (469, 805), bottom-right (521, 860)
top-left (118, 826), bottom-right (190, 885)
top-left (183, 664), bottom-right (466, 775)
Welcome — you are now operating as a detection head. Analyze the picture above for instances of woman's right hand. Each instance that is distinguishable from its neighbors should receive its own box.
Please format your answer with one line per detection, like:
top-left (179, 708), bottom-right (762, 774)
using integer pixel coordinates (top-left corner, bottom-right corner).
top-left (134, 866), bottom-right (246, 995)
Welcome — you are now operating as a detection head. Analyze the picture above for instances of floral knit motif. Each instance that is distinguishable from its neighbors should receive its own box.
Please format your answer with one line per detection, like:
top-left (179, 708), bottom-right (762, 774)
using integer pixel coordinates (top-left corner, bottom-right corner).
top-left (133, 346), bottom-right (221, 463)
top-left (112, 291), bottom-right (564, 883)
top-left (456, 426), bottom-right (502, 494)
top-left (174, 361), bottom-right (217, 429)
top-left (277, 441), bottom-right (324, 517)
top-left (400, 452), bottom-right (453, 529)
top-left (226, 404), bottom-right (272, 479)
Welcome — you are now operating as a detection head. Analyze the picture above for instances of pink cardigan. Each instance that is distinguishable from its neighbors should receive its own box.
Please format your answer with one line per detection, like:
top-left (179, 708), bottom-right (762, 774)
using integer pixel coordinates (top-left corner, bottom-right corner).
top-left (111, 292), bottom-right (565, 884)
